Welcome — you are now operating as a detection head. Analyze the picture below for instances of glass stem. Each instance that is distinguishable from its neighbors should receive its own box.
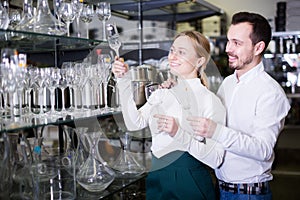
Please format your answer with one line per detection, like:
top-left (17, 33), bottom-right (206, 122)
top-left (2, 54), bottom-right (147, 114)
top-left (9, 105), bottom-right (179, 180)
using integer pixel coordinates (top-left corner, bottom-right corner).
top-left (61, 88), bottom-right (66, 112)
top-left (103, 81), bottom-right (108, 110)
top-left (39, 88), bottom-right (44, 115)
top-left (27, 89), bottom-right (32, 115)
top-left (76, 17), bottom-right (80, 37)
top-left (67, 22), bottom-right (70, 37)
top-left (69, 87), bottom-right (73, 110)
top-left (18, 90), bottom-right (22, 117)
top-left (9, 92), bottom-right (14, 119)
top-left (102, 20), bottom-right (106, 41)
top-left (86, 23), bottom-right (89, 39)
top-left (50, 88), bottom-right (55, 112)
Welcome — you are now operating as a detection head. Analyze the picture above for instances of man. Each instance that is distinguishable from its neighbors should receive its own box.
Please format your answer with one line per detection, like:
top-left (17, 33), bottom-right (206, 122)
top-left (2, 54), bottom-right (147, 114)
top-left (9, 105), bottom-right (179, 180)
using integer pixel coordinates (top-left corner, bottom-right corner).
top-left (187, 12), bottom-right (291, 199)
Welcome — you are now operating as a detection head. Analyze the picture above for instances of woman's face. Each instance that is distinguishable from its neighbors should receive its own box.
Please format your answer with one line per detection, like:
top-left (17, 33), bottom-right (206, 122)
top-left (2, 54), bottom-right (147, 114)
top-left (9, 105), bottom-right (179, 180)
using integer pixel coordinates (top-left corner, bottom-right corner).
top-left (168, 35), bottom-right (201, 79)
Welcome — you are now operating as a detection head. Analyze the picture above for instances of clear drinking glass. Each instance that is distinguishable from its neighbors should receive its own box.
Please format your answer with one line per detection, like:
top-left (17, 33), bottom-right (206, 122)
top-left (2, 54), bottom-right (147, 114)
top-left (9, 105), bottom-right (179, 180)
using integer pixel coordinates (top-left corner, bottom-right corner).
top-left (71, 0), bottom-right (83, 37)
top-left (58, 2), bottom-right (76, 36)
top-left (96, 2), bottom-right (111, 41)
top-left (58, 68), bottom-right (68, 115)
top-left (98, 54), bottom-right (113, 113)
top-left (106, 23), bottom-right (121, 58)
top-left (80, 3), bottom-right (94, 39)
top-left (0, 1), bottom-right (9, 30)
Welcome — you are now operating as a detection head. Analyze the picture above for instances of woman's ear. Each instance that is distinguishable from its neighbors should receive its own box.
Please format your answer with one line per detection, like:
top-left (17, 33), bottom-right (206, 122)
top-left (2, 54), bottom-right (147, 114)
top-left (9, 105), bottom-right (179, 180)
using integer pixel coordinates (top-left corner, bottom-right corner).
top-left (197, 57), bottom-right (205, 68)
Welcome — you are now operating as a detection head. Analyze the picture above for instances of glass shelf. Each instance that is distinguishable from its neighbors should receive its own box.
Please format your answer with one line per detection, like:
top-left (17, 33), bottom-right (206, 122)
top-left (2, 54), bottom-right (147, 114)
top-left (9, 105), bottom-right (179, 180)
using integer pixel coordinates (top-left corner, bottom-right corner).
top-left (0, 111), bottom-right (123, 133)
top-left (0, 28), bottom-right (105, 53)
top-left (88, 0), bottom-right (223, 22)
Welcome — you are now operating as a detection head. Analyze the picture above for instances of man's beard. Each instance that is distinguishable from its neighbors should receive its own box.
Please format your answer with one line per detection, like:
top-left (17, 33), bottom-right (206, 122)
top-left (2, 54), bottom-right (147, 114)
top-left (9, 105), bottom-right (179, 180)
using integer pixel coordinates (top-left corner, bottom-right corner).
top-left (228, 54), bottom-right (253, 70)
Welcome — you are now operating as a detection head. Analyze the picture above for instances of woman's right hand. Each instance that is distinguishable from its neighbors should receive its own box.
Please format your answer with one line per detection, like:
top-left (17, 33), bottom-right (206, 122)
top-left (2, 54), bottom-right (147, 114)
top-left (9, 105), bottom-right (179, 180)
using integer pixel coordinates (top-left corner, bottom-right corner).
top-left (159, 78), bottom-right (177, 89)
top-left (112, 57), bottom-right (128, 78)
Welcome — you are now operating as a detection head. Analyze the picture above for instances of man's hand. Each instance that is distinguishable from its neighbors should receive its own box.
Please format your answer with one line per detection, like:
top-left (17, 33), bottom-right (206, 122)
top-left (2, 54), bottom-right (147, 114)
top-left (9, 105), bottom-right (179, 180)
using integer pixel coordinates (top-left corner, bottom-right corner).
top-left (187, 116), bottom-right (217, 138)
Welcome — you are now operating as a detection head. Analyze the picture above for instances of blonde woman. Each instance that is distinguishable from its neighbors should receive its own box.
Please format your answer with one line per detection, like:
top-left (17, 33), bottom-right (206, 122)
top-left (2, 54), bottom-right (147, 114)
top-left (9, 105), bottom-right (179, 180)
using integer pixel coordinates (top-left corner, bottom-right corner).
top-left (112, 30), bottom-right (225, 200)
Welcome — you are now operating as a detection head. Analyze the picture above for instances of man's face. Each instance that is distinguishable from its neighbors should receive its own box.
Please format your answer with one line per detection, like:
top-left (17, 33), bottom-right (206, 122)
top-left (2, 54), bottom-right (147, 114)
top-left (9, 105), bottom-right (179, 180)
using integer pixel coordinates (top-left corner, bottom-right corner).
top-left (225, 22), bottom-right (255, 71)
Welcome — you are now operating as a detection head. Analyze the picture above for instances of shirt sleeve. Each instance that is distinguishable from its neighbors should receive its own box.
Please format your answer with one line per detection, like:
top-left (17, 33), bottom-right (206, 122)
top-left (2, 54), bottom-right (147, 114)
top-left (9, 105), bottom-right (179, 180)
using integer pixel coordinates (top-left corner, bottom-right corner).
top-left (117, 76), bottom-right (149, 131)
top-left (212, 91), bottom-right (291, 161)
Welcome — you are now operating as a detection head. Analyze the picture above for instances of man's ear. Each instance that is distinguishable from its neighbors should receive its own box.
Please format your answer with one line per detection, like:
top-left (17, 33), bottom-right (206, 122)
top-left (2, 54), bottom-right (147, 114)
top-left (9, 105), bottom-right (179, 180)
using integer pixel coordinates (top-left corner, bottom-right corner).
top-left (254, 41), bottom-right (265, 56)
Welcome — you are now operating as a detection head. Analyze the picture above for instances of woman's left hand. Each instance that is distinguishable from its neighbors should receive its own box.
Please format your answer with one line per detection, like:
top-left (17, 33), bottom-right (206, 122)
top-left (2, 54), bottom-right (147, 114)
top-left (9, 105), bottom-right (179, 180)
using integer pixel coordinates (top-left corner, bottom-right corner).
top-left (154, 114), bottom-right (178, 136)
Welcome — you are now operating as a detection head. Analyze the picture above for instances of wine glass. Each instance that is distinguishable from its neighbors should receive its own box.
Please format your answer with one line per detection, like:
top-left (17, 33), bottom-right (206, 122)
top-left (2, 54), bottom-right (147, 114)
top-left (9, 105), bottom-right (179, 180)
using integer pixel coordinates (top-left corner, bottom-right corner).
top-left (0, 2), bottom-right (9, 30)
top-left (58, 67), bottom-right (68, 115)
top-left (96, 2), bottom-right (111, 41)
top-left (58, 2), bottom-right (76, 36)
top-left (23, 65), bottom-right (36, 117)
top-left (98, 54), bottom-right (113, 113)
top-left (44, 67), bottom-right (60, 118)
top-left (80, 3), bottom-right (94, 39)
top-left (71, 0), bottom-right (83, 37)
top-left (106, 23), bottom-right (121, 58)
top-left (74, 62), bottom-right (89, 114)
top-left (1, 48), bottom-right (18, 122)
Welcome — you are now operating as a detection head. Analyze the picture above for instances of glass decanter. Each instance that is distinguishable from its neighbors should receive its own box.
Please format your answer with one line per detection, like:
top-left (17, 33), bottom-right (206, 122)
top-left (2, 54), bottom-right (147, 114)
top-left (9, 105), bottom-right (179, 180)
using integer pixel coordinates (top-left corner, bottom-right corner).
top-left (21, 0), bottom-right (66, 35)
top-left (76, 131), bottom-right (115, 192)
top-left (112, 132), bottom-right (145, 178)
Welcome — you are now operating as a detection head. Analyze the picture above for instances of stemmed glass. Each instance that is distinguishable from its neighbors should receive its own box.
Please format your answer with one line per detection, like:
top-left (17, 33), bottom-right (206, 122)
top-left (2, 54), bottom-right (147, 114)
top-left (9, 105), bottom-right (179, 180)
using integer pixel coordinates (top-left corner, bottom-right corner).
top-left (106, 23), bottom-right (121, 58)
top-left (62, 62), bottom-right (76, 113)
top-left (45, 67), bottom-right (60, 118)
top-left (1, 48), bottom-right (18, 122)
top-left (71, 0), bottom-right (83, 37)
top-left (96, 2), bottom-right (111, 41)
top-left (58, 68), bottom-right (68, 115)
top-left (15, 64), bottom-right (26, 118)
top-left (32, 68), bottom-right (47, 116)
top-left (75, 62), bottom-right (89, 114)
top-left (0, 1), bottom-right (9, 30)
top-left (23, 65), bottom-right (36, 117)
top-left (98, 54), bottom-right (113, 113)
top-left (58, 1), bottom-right (76, 36)
top-left (80, 3), bottom-right (94, 39)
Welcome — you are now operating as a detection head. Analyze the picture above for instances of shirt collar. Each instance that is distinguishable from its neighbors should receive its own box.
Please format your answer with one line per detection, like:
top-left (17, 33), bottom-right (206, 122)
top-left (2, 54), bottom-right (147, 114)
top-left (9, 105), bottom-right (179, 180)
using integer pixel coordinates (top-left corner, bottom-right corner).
top-left (233, 61), bottom-right (264, 83)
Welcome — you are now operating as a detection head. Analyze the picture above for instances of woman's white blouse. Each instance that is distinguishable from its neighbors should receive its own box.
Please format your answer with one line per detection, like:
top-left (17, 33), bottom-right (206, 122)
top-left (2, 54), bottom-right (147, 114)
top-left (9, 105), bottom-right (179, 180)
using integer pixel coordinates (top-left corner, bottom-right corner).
top-left (117, 75), bottom-right (226, 168)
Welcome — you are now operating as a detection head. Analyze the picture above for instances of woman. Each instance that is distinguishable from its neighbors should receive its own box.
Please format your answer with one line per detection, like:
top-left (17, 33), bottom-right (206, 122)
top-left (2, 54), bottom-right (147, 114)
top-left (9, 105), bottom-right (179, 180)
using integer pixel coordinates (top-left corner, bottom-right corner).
top-left (112, 30), bottom-right (226, 200)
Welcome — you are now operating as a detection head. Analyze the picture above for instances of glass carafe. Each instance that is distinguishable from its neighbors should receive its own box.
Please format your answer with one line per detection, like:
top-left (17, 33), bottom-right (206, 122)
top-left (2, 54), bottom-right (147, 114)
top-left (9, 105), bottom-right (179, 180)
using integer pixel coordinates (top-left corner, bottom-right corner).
top-left (76, 131), bottom-right (115, 192)
top-left (22, 0), bottom-right (66, 35)
top-left (15, 0), bottom-right (34, 31)
top-left (112, 132), bottom-right (145, 178)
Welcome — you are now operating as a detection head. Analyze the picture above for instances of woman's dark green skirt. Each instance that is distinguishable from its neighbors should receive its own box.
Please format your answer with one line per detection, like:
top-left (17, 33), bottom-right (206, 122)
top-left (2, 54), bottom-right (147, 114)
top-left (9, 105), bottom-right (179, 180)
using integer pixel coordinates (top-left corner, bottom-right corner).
top-left (146, 151), bottom-right (216, 200)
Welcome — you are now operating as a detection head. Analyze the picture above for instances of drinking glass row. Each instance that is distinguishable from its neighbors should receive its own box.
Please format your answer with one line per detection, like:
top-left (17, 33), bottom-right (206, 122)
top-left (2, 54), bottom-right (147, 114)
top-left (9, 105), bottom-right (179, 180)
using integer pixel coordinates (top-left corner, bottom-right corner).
top-left (1, 0), bottom-right (111, 39)
top-left (0, 55), bottom-right (118, 125)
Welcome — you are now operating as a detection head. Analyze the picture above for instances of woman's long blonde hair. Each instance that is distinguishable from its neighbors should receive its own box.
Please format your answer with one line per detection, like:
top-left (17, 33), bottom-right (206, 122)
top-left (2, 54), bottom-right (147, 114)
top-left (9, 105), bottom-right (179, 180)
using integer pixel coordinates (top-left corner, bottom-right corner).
top-left (174, 31), bottom-right (211, 88)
